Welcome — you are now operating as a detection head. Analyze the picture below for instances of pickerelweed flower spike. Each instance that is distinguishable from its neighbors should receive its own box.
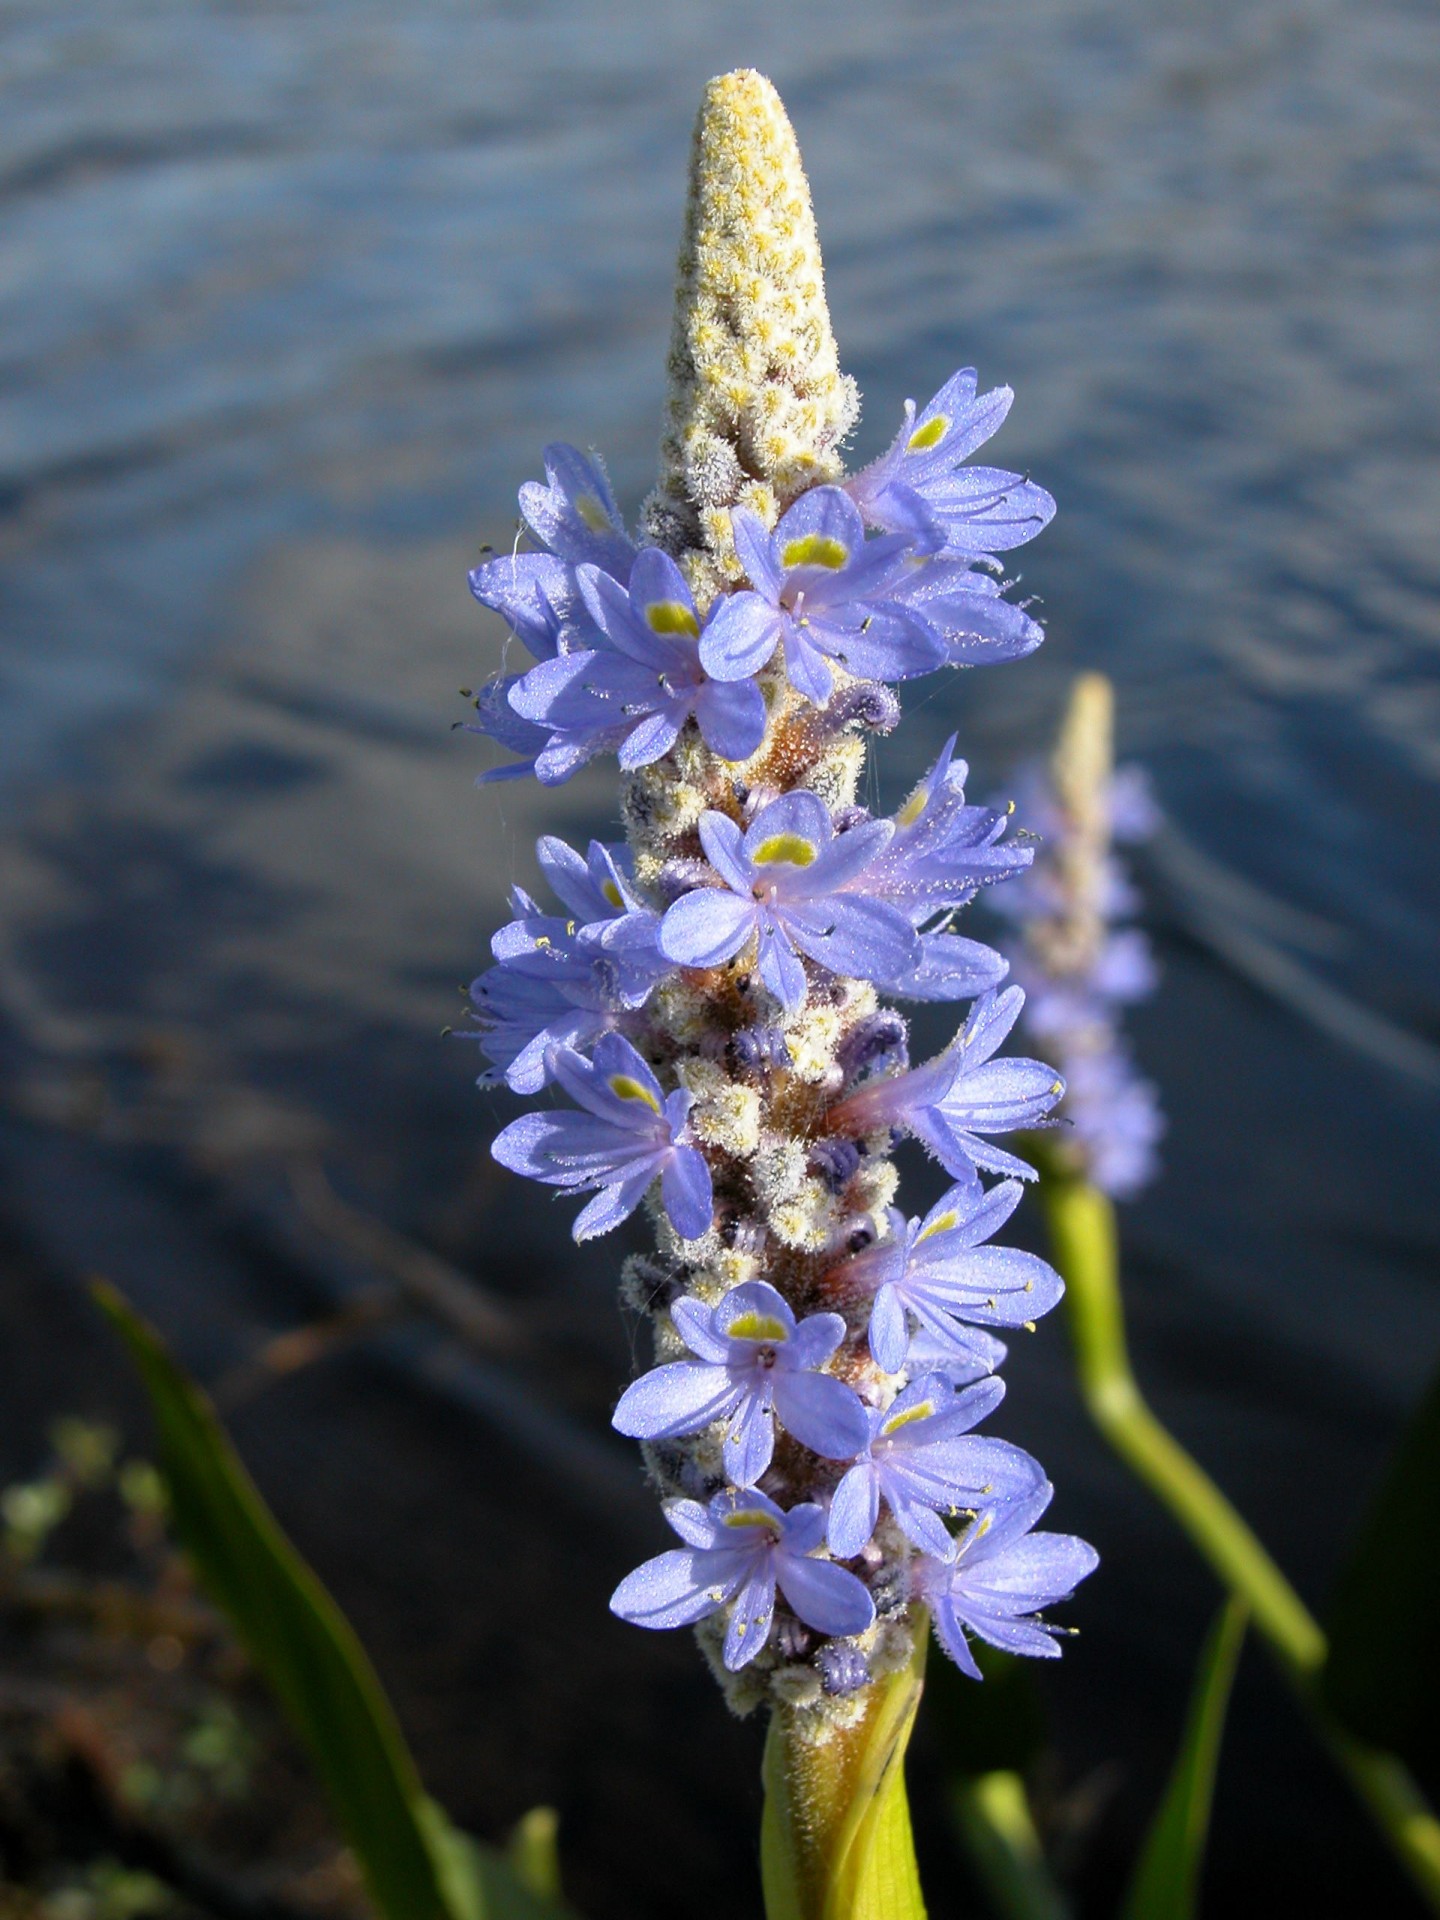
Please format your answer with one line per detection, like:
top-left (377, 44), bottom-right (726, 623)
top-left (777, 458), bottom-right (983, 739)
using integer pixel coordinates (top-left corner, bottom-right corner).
top-left (464, 68), bottom-right (1094, 1725)
top-left (988, 672), bottom-right (1165, 1197)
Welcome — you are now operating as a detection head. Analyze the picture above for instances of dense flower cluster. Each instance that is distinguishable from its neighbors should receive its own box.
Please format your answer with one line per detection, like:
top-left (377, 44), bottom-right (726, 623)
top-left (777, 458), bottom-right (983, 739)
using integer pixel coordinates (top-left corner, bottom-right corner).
top-left (991, 673), bottom-right (1165, 1198)
top-left (462, 69), bottom-right (1095, 1720)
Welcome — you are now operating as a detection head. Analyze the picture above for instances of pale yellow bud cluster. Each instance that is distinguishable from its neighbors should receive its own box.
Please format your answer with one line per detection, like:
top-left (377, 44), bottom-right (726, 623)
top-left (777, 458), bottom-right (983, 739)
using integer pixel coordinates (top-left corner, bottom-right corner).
top-left (613, 73), bottom-right (926, 1718)
top-left (1032, 671), bottom-right (1116, 979)
top-left (640, 69), bottom-right (860, 609)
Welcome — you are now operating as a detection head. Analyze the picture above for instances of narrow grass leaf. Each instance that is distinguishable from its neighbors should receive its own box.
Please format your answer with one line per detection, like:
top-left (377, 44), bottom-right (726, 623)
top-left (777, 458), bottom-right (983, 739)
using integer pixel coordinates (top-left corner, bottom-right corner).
top-left (1123, 1597), bottom-right (1247, 1920)
top-left (1323, 1356), bottom-right (1440, 1793)
top-left (94, 1282), bottom-right (574, 1920)
top-left (951, 1771), bottom-right (1070, 1920)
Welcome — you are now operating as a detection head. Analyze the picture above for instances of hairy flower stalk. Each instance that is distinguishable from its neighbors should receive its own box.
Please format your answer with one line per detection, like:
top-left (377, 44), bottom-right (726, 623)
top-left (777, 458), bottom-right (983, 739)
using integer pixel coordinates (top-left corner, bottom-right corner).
top-left (992, 673), bottom-right (1165, 1197)
top-left (464, 69), bottom-right (1095, 1736)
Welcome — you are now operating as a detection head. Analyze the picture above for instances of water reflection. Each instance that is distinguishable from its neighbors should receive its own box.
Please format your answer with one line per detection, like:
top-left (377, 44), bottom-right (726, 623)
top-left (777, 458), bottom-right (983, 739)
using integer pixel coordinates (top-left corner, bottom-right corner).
top-left (2, 4), bottom-right (1438, 1914)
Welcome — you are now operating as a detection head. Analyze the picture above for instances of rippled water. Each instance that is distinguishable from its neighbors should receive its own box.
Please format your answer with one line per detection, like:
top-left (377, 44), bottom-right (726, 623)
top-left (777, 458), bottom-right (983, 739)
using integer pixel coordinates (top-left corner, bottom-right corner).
top-left (3, 3), bottom-right (1439, 1913)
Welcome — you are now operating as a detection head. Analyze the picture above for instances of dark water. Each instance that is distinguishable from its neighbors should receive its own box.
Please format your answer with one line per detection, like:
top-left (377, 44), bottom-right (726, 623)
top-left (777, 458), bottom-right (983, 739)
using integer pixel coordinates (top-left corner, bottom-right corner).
top-left (3, 4), bottom-right (1440, 1916)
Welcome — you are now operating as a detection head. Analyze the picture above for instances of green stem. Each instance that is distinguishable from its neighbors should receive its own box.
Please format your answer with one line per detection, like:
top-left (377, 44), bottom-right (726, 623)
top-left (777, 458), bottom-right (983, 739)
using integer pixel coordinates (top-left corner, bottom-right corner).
top-left (761, 1623), bottom-right (929, 1920)
top-left (951, 1771), bottom-right (1071, 1920)
top-left (1037, 1162), bottom-right (1440, 1910)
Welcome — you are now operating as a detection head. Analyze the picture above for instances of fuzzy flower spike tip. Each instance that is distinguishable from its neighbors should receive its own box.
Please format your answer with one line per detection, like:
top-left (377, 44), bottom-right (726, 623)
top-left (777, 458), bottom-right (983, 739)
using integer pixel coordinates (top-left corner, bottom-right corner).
top-left (465, 70), bottom-right (1095, 1720)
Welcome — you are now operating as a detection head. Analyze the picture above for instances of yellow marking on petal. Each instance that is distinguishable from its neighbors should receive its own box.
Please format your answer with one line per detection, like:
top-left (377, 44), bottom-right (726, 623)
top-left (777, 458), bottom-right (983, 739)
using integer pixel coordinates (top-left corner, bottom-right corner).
top-left (601, 880), bottom-right (625, 909)
top-left (575, 493), bottom-right (612, 534)
top-left (781, 533), bottom-right (848, 570)
top-left (753, 832), bottom-right (817, 868)
top-left (725, 1312), bottom-right (789, 1343)
top-left (645, 599), bottom-right (701, 639)
top-left (608, 1074), bottom-right (661, 1113)
top-left (723, 1508), bottom-right (779, 1530)
top-left (881, 1399), bottom-right (936, 1436)
top-left (896, 783), bottom-right (929, 828)
top-left (917, 1210), bottom-right (960, 1242)
top-left (907, 414), bottom-right (948, 452)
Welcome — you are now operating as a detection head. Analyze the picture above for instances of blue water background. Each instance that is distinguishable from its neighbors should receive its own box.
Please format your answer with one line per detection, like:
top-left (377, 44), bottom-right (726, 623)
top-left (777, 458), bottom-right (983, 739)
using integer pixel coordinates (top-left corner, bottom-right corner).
top-left (3, 4), bottom-right (1439, 1915)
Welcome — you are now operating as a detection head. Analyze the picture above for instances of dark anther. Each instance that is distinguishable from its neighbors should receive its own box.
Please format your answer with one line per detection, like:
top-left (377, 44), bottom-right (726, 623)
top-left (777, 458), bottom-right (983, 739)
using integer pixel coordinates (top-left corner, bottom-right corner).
top-left (775, 1617), bottom-right (813, 1661)
top-left (837, 1010), bottom-right (909, 1076)
top-left (727, 1025), bottom-right (788, 1074)
top-left (816, 1643), bottom-right (871, 1696)
top-left (811, 1137), bottom-right (861, 1193)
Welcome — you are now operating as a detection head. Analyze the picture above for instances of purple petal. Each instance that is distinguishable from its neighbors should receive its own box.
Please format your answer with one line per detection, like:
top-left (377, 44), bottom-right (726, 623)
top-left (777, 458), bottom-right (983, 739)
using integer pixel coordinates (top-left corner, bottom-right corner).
top-left (772, 1371), bottom-right (869, 1461)
top-left (782, 897), bottom-right (919, 986)
top-left (699, 591), bottom-right (783, 681)
top-left (869, 1285), bottom-right (910, 1373)
top-left (780, 1503), bottom-right (829, 1556)
top-left (618, 707), bottom-right (685, 769)
top-left (730, 508), bottom-right (784, 600)
top-left (723, 1391), bottom-right (776, 1489)
top-left (694, 676), bottom-right (768, 762)
top-left (670, 1296), bottom-right (729, 1364)
top-left (890, 1500), bottom-right (957, 1561)
top-left (698, 812), bottom-right (756, 894)
top-left (609, 1548), bottom-right (732, 1630)
top-left (756, 920), bottom-right (808, 1012)
top-left (970, 1532), bottom-right (1100, 1605)
top-left (941, 1057), bottom-right (1065, 1131)
top-left (742, 789), bottom-right (833, 858)
top-left (888, 935), bottom-right (1009, 1003)
top-left (780, 626), bottom-right (835, 706)
top-left (724, 1562), bottom-right (778, 1669)
top-left (775, 1553), bottom-right (876, 1641)
top-left (520, 443), bottom-right (635, 576)
top-left (612, 1361), bottom-right (734, 1440)
top-left (573, 1164), bottom-right (656, 1239)
top-left (807, 818), bottom-right (894, 893)
top-left (715, 1283), bottom-right (799, 1341)
top-left (659, 889), bottom-right (756, 968)
top-left (784, 1310), bottom-right (846, 1370)
top-left (827, 1464), bottom-right (881, 1560)
top-left (814, 609), bottom-right (946, 683)
top-left (930, 1594), bottom-right (984, 1679)
top-left (661, 1145), bottom-right (713, 1242)
top-left (663, 1498), bottom-right (727, 1548)
top-left (915, 378), bottom-right (1012, 468)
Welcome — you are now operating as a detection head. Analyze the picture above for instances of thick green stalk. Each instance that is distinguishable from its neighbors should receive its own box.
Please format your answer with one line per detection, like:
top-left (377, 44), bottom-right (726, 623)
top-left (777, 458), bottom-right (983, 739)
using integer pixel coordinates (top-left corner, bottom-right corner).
top-left (952, 1771), bottom-right (1071, 1920)
top-left (761, 1623), bottom-right (928, 1920)
top-left (1037, 1162), bottom-right (1440, 1909)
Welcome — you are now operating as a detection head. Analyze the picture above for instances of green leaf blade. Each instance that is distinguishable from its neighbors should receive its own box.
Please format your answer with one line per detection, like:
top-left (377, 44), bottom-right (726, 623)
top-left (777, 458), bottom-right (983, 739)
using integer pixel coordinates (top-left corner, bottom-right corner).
top-left (94, 1282), bottom-right (578, 1920)
top-left (1123, 1597), bottom-right (1247, 1920)
top-left (95, 1282), bottom-right (455, 1920)
top-left (761, 1623), bottom-right (928, 1920)
top-left (1322, 1356), bottom-right (1440, 1791)
top-left (951, 1771), bottom-right (1070, 1920)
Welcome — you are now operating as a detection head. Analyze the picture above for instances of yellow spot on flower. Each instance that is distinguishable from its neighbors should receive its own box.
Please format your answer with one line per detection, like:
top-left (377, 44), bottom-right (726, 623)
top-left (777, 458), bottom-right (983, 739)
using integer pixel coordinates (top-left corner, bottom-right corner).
top-left (781, 533), bottom-right (848, 570)
top-left (723, 1508), bottom-right (779, 1531)
top-left (881, 1400), bottom-right (935, 1436)
top-left (726, 1311), bottom-right (788, 1343)
top-left (645, 599), bottom-right (701, 639)
top-left (916, 1210), bottom-right (959, 1242)
top-left (608, 1074), bottom-right (660, 1113)
top-left (896, 782), bottom-right (929, 827)
top-left (575, 493), bottom-right (612, 533)
top-left (602, 880), bottom-right (624, 909)
top-left (907, 414), bottom-right (948, 452)
top-left (753, 832), bottom-right (817, 868)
